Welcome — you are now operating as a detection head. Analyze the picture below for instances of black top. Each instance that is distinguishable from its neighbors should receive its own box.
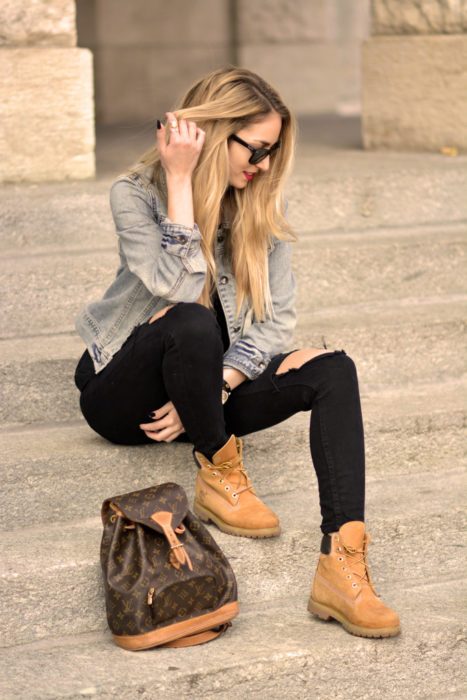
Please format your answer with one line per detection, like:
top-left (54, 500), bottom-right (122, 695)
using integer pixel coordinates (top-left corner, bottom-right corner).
top-left (75, 292), bottom-right (230, 393)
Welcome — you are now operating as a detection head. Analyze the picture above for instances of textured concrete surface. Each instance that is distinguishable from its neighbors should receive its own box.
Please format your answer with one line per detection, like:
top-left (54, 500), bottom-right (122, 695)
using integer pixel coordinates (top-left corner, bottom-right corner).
top-left (1, 471), bottom-right (465, 646)
top-left (1, 585), bottom-right (465, 700)
top-left (362, 35), bottom-right (467, 152)
top-left (0, 48), bottom-right (95, 182)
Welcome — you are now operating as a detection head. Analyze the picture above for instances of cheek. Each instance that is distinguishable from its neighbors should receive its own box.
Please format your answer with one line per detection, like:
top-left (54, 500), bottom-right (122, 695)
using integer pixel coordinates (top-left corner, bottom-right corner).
top-left (229, 146), bottom-right (248, 173)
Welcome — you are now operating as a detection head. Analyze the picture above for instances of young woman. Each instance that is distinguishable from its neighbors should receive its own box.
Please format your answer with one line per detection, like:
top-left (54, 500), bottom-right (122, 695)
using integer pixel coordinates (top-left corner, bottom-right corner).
top-left (74, 67), bottom-right (400, 639)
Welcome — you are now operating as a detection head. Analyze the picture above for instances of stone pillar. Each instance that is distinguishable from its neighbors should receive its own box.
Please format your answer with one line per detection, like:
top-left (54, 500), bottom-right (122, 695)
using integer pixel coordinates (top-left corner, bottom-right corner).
top-left (362, 0), bottom-right (467, 151)
top-left (0, 0), bottom-right (95, 182)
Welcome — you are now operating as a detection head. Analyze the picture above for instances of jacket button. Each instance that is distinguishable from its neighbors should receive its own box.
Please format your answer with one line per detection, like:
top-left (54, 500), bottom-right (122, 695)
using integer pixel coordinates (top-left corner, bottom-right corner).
top-left (220, 275), bottom-right (228, 285)
top-left (217, 235), bottom-right (224, 243)
top-left (233, 326), bottom-right (241, 333)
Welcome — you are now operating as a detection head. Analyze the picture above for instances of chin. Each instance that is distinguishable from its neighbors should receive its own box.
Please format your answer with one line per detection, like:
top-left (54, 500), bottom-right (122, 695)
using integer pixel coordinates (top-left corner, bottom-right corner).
top-left (230, 178), bottom-right (247, 190)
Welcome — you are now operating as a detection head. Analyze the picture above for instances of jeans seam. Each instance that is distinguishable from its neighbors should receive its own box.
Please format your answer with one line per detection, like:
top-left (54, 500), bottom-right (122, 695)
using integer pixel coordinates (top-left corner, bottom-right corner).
top-left (317, 401), bottom-right (343, 531)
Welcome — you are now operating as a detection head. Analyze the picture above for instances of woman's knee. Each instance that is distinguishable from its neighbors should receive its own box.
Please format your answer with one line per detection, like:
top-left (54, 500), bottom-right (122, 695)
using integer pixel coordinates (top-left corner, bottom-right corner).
top-left (276, 347), bottom-right (358, 379)
top-left (166, 302), bottom-right (221, 343)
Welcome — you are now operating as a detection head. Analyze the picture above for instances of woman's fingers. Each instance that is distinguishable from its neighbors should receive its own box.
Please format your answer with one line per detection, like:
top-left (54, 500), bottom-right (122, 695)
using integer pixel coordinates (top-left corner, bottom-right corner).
top-left (139, 401), bottom-right (185, 441)
top-left (143, 426), bottom-right (185, 443)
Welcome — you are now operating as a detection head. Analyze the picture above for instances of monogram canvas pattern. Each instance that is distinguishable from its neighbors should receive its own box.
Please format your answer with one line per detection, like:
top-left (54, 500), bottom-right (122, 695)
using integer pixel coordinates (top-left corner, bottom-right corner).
top-left (101, 483), bottom-right (238, 638)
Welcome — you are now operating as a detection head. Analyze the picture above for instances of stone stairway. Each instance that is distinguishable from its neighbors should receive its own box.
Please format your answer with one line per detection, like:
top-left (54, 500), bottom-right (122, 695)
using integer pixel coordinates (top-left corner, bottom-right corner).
top-left (1, 128), bottom-right (466, 698)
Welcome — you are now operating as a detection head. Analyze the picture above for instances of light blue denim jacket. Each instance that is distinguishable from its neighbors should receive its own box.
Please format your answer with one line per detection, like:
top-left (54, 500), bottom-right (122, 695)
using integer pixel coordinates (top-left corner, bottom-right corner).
top-left (75, 168), bottom-right (296, 380)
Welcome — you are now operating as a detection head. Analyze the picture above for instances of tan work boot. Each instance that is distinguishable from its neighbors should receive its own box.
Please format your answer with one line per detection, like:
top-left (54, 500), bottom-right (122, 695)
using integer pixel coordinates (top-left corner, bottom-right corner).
top-left (193, 435), bottom-right (280, 538)
top-left (308, 521), bottom-right (400, 638)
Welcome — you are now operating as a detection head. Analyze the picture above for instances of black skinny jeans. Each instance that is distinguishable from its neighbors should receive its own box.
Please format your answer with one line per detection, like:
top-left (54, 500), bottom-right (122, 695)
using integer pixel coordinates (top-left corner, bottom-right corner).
top-left (75, 303), bottom-right (365, 534)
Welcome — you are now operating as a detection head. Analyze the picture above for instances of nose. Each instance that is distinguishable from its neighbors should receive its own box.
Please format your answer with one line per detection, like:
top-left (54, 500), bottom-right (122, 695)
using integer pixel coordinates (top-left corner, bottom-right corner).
top-left (256, 155), bottom-right (270, 172)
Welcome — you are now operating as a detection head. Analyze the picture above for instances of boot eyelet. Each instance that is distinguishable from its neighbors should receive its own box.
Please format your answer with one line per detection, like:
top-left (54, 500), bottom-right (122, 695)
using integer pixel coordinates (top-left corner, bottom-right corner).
top-left (352, 583), bottom-right (358, 588)
top-left (346, 575), bottom-right (352, 580)
top-left (342, 567), bottom-right (346, 571)
top-left (338, 556), bottom-right (344, 561)
top-left (219, 479), bottom-right (224, 483)
top-left (225, 486), bottom-right (230, 491)
top-left (211, 471), bottom-right (217, 476)
top-left (232, 493), bottom-right (238, 498)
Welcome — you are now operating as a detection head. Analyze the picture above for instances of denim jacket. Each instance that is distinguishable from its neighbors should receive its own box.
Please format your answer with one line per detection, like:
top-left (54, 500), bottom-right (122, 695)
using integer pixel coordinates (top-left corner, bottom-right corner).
top-left (74, 168), bottom-right (296, 380)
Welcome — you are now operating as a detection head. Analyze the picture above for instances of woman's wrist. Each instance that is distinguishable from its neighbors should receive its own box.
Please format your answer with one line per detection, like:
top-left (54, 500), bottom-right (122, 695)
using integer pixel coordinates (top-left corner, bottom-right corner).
top-left (223, 367), bottom-right (247, 391)
top-left (166, 174), bottom-right (194, 228)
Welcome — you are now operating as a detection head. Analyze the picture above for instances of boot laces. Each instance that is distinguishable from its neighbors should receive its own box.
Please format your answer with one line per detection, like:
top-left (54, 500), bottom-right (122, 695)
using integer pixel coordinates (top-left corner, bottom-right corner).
top-left (343, 536), bottom-right (378, 594)
top-left (216, 454), bottom-right (254, 496)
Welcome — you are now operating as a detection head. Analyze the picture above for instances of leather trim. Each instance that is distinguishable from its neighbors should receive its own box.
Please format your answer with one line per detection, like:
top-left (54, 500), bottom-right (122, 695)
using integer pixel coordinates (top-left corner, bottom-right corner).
top-left (320, 534), bottom-right (331, 554)
top-left (163, 622), bottom-right (231, 648)
top-left (112, 601), bottom-right (240, 651)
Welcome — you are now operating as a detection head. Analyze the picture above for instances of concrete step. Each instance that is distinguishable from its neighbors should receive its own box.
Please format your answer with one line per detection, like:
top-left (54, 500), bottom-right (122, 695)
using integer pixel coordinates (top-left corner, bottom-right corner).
top-left (1, 581), bottom-right (465, 700)
top-left (1, 469), bottom-right (464, 647)
top-left (0, 152), bottom-right (466, 256)
top-left (1, 224), bottom-right (466, 339)
top-left (0, 297), bottom-right (464, 426)
top-left (1, 382), bottom-right (465, 531)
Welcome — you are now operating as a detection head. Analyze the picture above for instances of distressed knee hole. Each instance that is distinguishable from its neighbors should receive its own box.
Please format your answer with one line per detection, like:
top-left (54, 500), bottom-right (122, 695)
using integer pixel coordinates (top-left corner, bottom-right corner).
top-left (275, 348), bottom-right (346, 375)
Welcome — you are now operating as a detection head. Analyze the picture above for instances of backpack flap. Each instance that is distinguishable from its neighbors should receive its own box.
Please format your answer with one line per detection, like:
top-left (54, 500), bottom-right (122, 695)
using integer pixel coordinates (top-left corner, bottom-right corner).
top-left (103, 482), bottom-right (192, 570)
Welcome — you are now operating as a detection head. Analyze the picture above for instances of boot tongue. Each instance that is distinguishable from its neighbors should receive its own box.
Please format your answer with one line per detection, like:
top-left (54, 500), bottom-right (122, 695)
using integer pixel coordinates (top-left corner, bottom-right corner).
top-left (339, 521), bottom-right (365, 549)
top-left (212, 435), bottom-right (238, 466)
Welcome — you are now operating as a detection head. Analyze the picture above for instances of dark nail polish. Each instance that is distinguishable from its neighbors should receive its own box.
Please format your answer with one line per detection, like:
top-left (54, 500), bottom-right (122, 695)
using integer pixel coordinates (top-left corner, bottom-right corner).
top-left (156, 119), bottom-right (162, 130)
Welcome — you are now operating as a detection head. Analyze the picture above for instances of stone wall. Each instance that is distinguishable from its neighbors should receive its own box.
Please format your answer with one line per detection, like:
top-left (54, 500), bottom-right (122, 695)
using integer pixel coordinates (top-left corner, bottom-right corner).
top-left (76, 0), bottom-right (370, 124)
top-left (0, 0), bottom-right (95, 182)
top-left (76, 0), bottom-right (233, 124)
top-left (362, 0), bottom-right (467, 151)
top-left (236, 0), bottom-right (370, 116)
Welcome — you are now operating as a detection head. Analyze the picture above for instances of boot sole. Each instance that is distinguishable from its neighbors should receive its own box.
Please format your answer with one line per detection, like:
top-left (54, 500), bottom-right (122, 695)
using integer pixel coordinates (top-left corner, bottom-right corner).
top-left (307, 598), bottom-right (401, 639)
top-left (193, 501), bottom-right (281, 539)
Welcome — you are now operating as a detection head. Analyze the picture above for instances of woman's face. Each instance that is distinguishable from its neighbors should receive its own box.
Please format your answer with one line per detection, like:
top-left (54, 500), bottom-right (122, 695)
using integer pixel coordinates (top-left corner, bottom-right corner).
top-left (227, 111), bottom-right (282, 189)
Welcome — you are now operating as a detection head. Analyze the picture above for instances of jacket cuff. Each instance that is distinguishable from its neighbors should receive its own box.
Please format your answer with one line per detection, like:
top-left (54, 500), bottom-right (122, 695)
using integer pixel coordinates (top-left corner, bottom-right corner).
top-left (223, 340), bottom-right (271, 380)
top-left (159, 215), bottom-right (202, 259)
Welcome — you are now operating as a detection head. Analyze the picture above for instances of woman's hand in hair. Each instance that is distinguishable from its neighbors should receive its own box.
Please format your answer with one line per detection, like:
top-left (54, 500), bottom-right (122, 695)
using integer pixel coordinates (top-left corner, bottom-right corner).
top-left (139, 401), bottom-right (185, 443)
top-left (157, 111), bottom-right (205, 179)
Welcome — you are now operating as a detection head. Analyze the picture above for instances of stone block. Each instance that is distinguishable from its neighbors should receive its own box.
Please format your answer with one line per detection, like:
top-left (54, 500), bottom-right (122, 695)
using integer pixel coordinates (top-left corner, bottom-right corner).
top-left (362, 35), bottom-right (467, 152)
top-left (237, 0), bottom-right (370, 44)
top-left (94, 45), bottom-right (230, 124)
top-left (238, 43), bottom-right (341, 114)
top-left (371, 0), bottom-right (467, 35)
top-left (93, 0), bottom-right (230, 47)
top-left (237, 0), bottom-right (339, 43)
top-left (0, 48), bottom-right (95, 182)
top-left (0, 0), bottom-right (76, 47)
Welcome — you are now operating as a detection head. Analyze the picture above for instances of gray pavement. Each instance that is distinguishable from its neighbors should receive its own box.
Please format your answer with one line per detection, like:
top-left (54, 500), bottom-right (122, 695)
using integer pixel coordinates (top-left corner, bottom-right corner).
top-left (0, 116), bottom-right (466, 698)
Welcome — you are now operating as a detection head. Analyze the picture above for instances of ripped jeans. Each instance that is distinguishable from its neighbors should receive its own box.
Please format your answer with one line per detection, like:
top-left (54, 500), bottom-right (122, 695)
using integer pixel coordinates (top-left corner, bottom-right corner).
top-left (75, 303), bottom-right (365, 534)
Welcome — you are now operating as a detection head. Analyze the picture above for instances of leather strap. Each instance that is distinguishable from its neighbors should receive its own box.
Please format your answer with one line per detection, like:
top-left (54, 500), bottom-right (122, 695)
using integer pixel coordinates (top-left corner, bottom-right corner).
top-left (163, 623), bottom-right (231, 648)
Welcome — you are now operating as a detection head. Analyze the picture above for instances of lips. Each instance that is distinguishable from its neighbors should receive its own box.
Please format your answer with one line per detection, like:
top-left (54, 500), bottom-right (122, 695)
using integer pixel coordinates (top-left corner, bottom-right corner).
top-left (243, 172), bottom-right (255, 182)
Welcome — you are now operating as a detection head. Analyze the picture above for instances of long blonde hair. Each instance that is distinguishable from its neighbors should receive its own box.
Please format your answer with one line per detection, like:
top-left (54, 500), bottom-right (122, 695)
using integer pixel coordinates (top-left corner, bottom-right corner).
top-left (129, 66), bottom-right (297, 320)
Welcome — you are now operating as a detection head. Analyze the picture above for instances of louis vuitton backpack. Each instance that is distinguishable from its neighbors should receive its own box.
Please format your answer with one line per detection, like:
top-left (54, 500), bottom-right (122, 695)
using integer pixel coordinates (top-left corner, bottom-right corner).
top-left (100, 482), bottom-right (239, 650)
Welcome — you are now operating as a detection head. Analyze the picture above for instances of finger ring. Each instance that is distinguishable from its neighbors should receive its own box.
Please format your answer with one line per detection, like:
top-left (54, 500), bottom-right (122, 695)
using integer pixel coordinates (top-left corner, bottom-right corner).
top-left (169, 119), bottom-right (178, 129)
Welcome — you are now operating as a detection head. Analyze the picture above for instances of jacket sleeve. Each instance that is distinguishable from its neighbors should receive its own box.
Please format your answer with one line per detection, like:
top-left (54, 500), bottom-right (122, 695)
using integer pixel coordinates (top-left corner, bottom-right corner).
top-left (109, 178), bottom-right (207, 303)
top-left (223, 239), bottom-right (297, 379)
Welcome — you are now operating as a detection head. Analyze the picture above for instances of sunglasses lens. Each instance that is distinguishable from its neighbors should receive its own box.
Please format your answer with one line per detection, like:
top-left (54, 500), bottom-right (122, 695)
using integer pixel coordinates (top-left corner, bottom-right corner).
top-left (250, 150), bottom-right (268, 165)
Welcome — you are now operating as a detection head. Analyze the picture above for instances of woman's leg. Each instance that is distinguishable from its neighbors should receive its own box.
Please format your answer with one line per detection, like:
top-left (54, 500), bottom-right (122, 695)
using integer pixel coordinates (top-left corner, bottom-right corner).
top-left (224, 348), bottom-right (400, 637)
top-left (79, 303), bottom-right (229, 457)
top-left (224, 348), bottom-right (365, 535)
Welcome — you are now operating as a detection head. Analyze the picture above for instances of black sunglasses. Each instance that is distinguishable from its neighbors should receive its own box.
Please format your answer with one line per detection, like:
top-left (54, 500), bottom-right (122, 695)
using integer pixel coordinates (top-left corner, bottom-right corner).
top-left (229, 134), bottom-right (281, 165)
